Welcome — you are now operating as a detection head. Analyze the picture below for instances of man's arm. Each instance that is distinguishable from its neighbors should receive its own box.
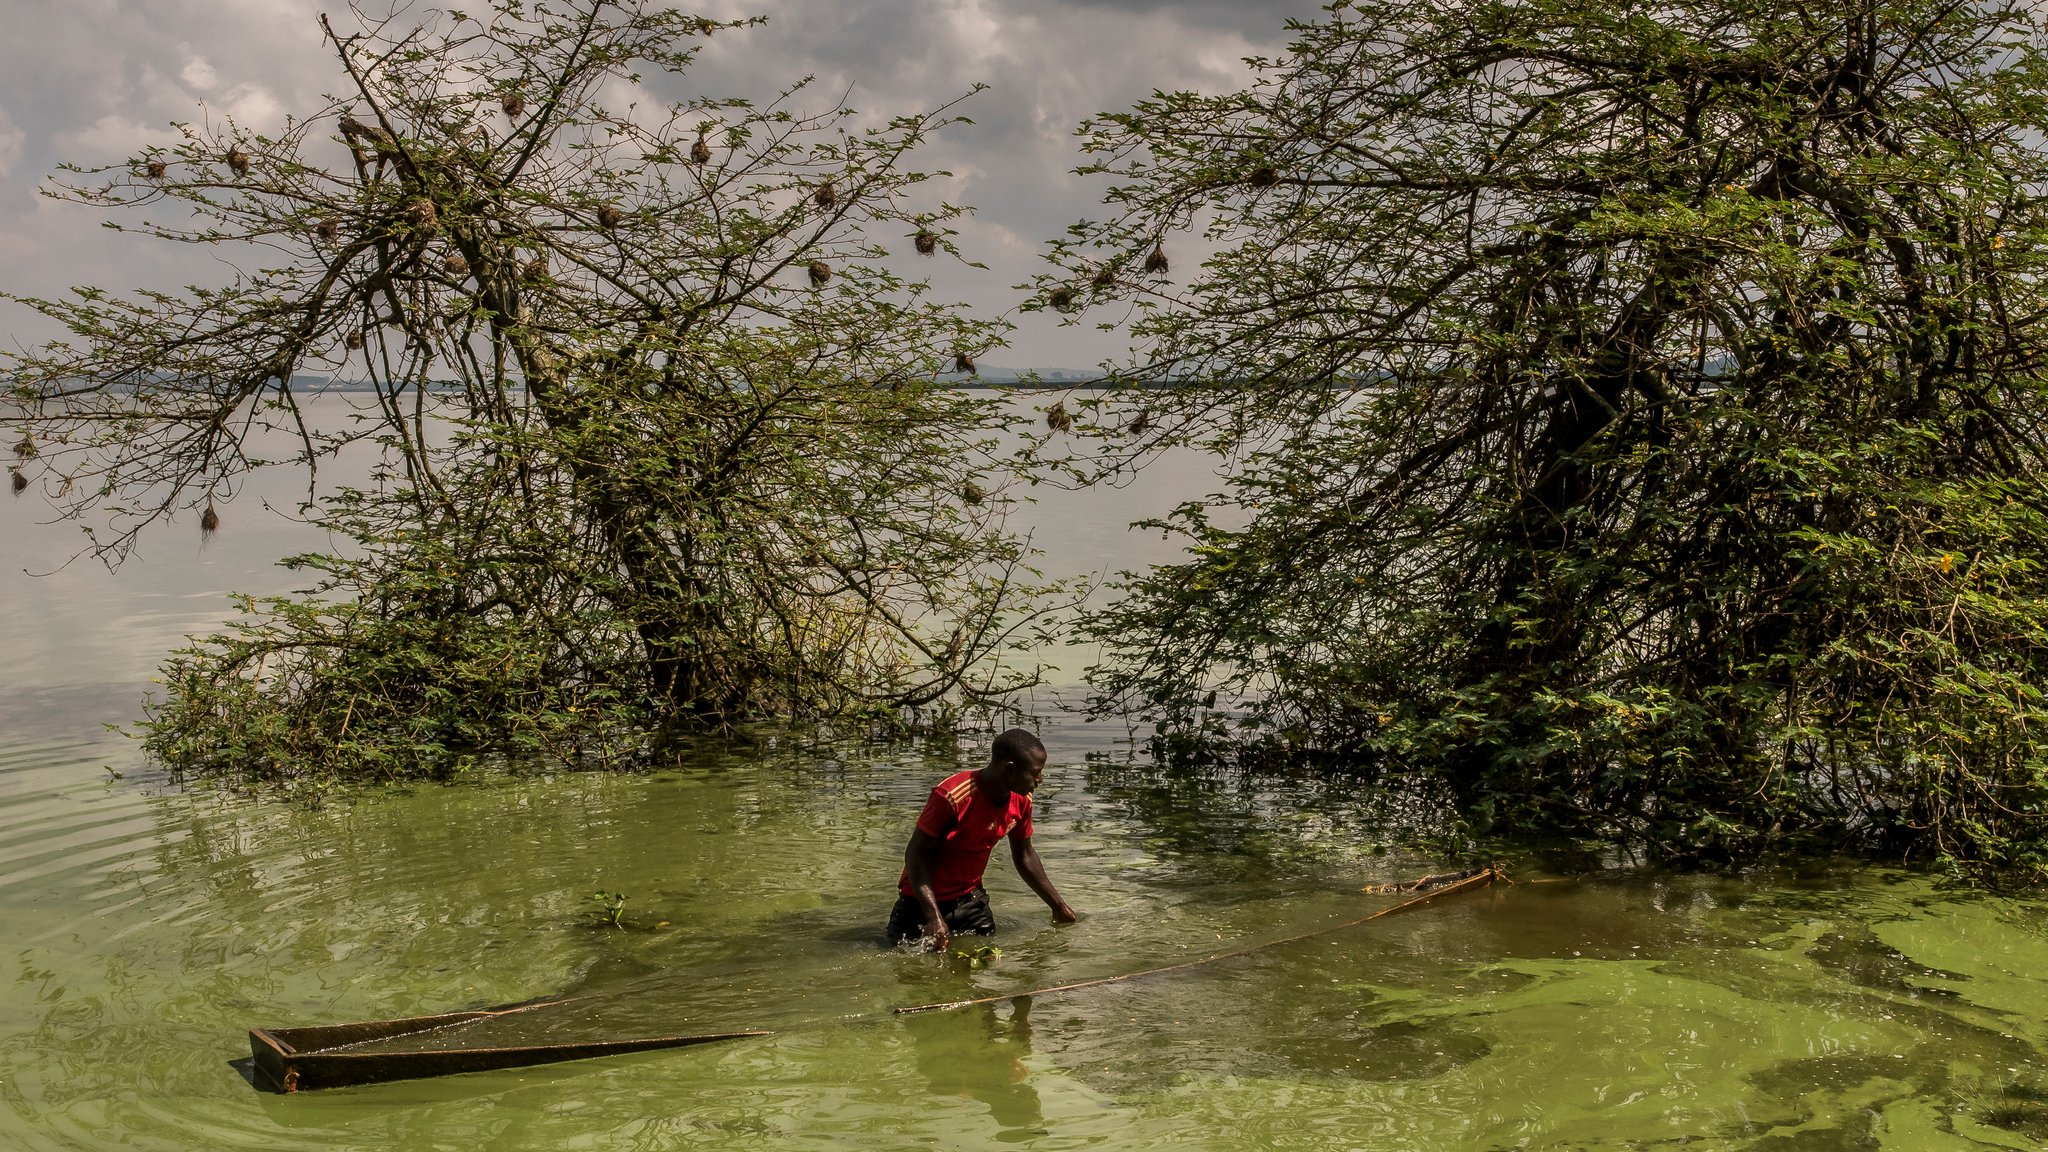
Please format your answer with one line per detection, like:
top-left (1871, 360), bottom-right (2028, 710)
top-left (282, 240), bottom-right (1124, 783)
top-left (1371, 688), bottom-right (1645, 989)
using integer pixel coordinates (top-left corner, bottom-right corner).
top-left (903, 828), bottom-right (952, 950)
top-left (1010, 829), bottom-right (1076, 922)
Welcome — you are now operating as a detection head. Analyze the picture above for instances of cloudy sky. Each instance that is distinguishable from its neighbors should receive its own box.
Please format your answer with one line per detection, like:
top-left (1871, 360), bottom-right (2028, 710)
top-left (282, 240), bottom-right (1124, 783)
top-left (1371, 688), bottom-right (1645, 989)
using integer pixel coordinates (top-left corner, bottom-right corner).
top-left (0, 0), bottom-right (1329, 370)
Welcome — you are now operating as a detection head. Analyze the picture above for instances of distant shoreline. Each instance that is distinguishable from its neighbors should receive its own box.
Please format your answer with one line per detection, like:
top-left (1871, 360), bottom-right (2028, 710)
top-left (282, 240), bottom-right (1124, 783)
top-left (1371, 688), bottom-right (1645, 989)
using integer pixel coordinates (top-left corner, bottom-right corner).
top-left (278, 367), bottom-right (1112, 391)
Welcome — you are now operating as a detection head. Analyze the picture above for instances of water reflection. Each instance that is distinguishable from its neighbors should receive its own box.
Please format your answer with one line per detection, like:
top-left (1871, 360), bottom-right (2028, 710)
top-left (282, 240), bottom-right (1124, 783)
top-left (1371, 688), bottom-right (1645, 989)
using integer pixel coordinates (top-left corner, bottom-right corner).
top-left (7, 739), bottom-right (2048, 1151)
top-left (901, 999), bottom-right (1046, 1141)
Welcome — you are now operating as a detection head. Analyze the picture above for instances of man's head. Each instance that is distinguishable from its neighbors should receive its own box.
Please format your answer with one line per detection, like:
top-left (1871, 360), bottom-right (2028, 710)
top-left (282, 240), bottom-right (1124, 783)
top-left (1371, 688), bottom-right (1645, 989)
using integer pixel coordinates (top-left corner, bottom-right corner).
top-left (986, 728), bottom-right (1047, 795)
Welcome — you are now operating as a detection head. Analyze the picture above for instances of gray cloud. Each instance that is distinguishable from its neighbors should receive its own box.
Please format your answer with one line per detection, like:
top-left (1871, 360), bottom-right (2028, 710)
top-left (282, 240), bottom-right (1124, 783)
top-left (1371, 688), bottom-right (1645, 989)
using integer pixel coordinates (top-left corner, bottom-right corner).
top-left (0, 0), bottom-right (1326, 366)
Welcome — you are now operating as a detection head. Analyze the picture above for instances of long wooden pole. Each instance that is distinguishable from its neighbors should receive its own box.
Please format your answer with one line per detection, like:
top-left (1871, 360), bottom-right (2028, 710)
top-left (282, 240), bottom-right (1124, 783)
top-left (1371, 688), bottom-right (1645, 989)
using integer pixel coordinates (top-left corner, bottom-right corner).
top-left (892, 864), bottom-right (1502, 1015)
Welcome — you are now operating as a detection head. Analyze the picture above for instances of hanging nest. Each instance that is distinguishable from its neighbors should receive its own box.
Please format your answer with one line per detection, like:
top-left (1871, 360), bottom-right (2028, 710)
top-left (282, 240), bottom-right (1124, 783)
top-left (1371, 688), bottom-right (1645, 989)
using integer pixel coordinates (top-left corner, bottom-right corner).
top-left (913, 229), bottom-right (939, 256)
top-left (1144, 245), bottom-right (1169, 275)
top-left (316, 217), bottom-right (340, 242)
top-left (960, 480), bottom-right (987, 506)
top-left (501, 92), bottom-right (526, 119)
top-left (226, 147), bottom-right (250, 176)
top-left (443, 253), bottom-right (470, 279)
top-left (522, 256), bottom-right (548, 282)
top-left (1248, 166), bottom-right (1278, 188)
top-left (812, 180), bottom-right (837, 210)
top-left (1127, 409), bottom-right (1151, 436)
top-left (1045, 402), bottom-right (1073, 433)
top-left (953, 351), bottom-right (976, 375)
top-left (1091, 265), bottom-right (1117, 290)
top-left (1048, 286), bottom-right (1076, 312)
top-left (345, 329), bottom-right (366, 351)
top-left (200, 503), bottom-right (220, 537)
top-left (690, 133), bottom-right (713, 165)
top-left (406, 199), bottom-right (438, 232)
top-left (808, 260), bottom-right (832, 287)
top-left (13, 435), bottom-right (34, 460)
top-left (9, 469), bottom-right (24, 496)
top-left (337, 116), bottom-right (394, 154)
top-left (141, 160), bottom-right (167, 180)
top-left (597, 204), bottom-right (626, 230)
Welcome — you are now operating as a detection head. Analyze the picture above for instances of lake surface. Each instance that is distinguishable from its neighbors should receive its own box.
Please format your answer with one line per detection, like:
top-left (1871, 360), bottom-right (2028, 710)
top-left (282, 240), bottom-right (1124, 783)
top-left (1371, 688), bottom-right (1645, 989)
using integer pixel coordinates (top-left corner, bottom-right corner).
top-left (4, 397), bottom-right (2047, 1150)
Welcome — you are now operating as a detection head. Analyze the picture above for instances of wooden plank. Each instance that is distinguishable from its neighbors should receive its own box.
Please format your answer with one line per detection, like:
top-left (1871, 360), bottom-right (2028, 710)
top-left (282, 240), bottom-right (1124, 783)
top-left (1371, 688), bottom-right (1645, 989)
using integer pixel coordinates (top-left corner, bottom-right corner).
top-left (250, 1026), bottom-right (773, 1092)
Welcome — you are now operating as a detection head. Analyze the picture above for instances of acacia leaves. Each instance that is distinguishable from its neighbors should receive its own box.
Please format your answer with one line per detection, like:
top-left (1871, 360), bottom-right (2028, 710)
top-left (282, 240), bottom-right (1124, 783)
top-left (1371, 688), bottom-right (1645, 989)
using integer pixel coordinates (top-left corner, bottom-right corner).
top-left (9, 1), bottom-right (1044, 780)
top-left (1050, 0), bottom-right (2048, 881)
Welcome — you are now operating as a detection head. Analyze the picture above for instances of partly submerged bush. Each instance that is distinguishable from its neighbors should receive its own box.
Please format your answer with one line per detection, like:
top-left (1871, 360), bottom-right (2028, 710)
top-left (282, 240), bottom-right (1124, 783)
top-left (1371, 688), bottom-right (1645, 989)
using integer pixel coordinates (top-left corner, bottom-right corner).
top-left (1053, 0), bottom-right (2048, 883)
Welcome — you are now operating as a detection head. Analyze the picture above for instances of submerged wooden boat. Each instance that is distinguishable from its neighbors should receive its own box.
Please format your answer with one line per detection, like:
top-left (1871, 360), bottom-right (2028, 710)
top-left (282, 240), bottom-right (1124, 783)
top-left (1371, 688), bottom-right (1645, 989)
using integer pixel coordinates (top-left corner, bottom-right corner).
top-left (248, 999), bottom-right (771, 1092)
top-left (249, 864), bottom-right (1503, 1092)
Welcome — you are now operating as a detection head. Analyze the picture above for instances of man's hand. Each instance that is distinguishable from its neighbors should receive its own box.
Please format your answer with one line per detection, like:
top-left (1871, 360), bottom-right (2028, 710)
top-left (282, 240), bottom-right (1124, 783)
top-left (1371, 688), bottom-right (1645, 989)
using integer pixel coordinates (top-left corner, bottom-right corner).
top-left (904, 828), bottom-right (951, 953)
top-left (1011, 834), bottom-right (1073, 926)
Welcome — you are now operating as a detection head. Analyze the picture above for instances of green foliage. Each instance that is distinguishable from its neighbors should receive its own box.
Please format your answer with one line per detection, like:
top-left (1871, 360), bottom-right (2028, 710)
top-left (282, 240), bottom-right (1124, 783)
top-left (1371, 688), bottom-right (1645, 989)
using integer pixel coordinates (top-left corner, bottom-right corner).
top-left (949, 942), bottom-right (1001, 967)
top-left (589, 890), bottom-right (629, 930)
top-left (144, 486), bottom-right (652, 783)
top-left (1044, 0), bottom-right (2048, 881)
top-left (8, 2), bottom-right (1053, 781)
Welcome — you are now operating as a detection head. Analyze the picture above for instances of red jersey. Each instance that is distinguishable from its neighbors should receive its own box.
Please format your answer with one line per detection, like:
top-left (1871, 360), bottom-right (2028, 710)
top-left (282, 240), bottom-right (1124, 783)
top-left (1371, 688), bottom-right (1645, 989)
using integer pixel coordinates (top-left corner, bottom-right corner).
top-left (897, 770), bottom-right (1034, 900)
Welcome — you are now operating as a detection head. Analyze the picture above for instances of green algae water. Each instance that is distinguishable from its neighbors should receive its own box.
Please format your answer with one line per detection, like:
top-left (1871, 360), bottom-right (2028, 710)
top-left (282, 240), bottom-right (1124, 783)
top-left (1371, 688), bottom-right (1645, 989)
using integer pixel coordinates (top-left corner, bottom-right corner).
top-left (5, 402), bottom-right (2048, 1151)
top-left (9, 732), bottom-right (2048, 1151)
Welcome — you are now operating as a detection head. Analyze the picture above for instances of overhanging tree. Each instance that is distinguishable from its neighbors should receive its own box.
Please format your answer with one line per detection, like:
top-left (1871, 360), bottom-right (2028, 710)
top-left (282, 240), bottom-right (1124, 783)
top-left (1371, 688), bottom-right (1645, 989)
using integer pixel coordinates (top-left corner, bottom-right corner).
top-left (5, 1), bottom-right (1041, 780)
top-left (1043, 0), bottom-right (2048, 876)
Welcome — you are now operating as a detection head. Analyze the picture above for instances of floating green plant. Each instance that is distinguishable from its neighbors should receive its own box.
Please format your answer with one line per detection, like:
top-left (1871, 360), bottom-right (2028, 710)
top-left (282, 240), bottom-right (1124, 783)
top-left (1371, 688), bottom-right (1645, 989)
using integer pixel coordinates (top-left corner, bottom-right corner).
top-left (588, 889), bottom-right (628, 930)
top-left (950, 943), bottom-right (1001, 968)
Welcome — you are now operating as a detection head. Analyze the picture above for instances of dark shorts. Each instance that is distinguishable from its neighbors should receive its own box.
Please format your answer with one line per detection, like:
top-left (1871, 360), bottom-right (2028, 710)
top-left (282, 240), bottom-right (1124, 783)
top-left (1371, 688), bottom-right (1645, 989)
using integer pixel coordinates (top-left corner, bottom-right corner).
top-left (886, 884), bottom-right (996, 944)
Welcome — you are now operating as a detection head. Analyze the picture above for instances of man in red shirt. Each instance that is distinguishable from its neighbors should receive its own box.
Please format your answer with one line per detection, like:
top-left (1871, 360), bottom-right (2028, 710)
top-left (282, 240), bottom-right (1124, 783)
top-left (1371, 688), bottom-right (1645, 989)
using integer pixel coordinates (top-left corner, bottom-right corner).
top-left (887, 728), bottom-right (1077, 949)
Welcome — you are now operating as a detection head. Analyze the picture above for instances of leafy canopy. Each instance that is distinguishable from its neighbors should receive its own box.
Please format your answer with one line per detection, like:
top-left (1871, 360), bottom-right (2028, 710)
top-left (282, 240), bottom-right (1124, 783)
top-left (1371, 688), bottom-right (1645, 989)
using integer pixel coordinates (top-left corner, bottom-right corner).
top-left (6, 1), bottom-right (1046, 781)
top-left (1041, 0), bottom-right (2048, 879)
